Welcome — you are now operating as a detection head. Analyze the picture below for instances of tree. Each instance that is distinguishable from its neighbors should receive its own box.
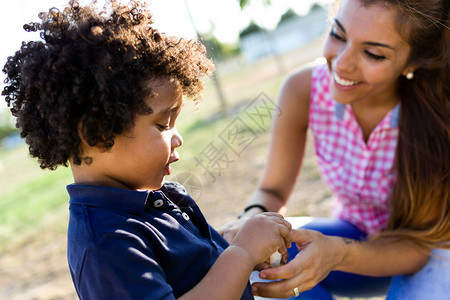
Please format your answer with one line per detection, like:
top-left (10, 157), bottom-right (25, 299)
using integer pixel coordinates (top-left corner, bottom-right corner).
top-left (239, 0), bottom-right (270, 9)
top-left (201, 35), bottom-right (240, 62)
top-left (0, 111), bottom-right (17, 144)
top-left (277, 8), bottom-right (299, 26)
top-left (184, 0), bottom-right (228, 115)
top-left (310, 3), bottom-right (325, 13)
top-left (239, 21), bottom-right (265, 39)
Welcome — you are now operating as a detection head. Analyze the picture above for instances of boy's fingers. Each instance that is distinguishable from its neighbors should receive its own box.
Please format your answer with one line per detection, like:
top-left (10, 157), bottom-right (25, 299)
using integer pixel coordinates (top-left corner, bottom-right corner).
top-left (278, 223), bottom-right (292, 248)
top-left (284, 219), bottom-right (292, 230)
top-left (277, 242), bottom-right (287, 256)
top-left (263, 212), bottom-right (284, 218)
top-left (254, 261), bottom-right (272, 271)
top-left (281, 251), bottom-right (290, 264)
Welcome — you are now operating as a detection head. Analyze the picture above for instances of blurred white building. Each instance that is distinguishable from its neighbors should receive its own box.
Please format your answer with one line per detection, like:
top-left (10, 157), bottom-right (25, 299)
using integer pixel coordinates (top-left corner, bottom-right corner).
top-left (240, 7), bottom-right (329, 62)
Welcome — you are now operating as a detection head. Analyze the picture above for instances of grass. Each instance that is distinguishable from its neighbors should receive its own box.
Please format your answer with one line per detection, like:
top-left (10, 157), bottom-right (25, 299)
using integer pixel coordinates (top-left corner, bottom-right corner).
top-left (0, 146), bottom-right (72, 249)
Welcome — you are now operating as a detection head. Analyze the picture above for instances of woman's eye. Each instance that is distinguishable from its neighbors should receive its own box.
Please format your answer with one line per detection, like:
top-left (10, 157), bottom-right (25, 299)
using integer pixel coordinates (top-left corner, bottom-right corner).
top-left (330, 30), bottom-right (345, 42)
top-left (364, 50), bottom-right (386, 61)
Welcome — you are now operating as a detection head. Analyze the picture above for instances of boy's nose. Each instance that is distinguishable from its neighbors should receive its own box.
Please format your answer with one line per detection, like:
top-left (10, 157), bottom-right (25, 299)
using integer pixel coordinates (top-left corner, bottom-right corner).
top-left (172, 128), bottom-right (183, 148)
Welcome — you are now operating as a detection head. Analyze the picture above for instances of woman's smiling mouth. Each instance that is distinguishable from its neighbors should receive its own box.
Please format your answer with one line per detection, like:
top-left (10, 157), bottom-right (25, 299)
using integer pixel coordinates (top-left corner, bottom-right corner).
top-left (333, 72), bottom-right (360, 87)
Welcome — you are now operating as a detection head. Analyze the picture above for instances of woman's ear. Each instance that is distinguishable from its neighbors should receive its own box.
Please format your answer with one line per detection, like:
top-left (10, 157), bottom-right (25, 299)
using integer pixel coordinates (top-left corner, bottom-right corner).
top-left (401, 68), bottom-right (413, 75)
top-left (401, 64), bottom-right (417, 80)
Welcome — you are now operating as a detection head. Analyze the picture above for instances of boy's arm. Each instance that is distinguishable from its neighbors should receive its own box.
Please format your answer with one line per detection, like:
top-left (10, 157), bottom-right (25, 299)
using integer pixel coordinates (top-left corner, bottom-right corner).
top-left (177, 245), bottom-right (256, 300)
top-left (178, 213), bottom-right (292, 300)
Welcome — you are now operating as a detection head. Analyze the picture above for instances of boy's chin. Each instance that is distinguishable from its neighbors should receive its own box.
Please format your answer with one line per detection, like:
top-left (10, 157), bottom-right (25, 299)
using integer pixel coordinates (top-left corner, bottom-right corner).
top-left (152, 178), bottom-right (166, 190)
top-left (137, 179), bottom-right (165, 191)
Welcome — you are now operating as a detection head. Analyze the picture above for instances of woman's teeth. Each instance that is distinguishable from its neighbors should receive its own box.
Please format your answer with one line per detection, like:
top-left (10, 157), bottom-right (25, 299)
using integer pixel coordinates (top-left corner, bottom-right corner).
top-left (334, 73), bottom-right (359, 86)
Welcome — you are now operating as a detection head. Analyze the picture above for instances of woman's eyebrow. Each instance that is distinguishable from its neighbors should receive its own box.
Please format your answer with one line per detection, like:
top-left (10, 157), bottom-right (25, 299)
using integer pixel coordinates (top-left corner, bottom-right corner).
top-left (334, 18), bottom-right (346, 34)
top-left (362, 41), bottom-right (395, 50)
top-left (334, 18), bottom-right (395, 50)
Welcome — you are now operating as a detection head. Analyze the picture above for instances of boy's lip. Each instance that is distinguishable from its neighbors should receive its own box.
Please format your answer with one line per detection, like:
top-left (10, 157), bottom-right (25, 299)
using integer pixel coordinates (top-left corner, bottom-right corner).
top-left (169, 152), bottom-right (180, 164)
top-left (165, 156), bottom-right (179, 175)
top-left (168, 158), bottom-right (179, 164)
top-left (165, 151), bottom-right (180, 175)
top-left (164, 159), bottom-right (178, 176)
top-left (165, 164), bottom-right (172, 176)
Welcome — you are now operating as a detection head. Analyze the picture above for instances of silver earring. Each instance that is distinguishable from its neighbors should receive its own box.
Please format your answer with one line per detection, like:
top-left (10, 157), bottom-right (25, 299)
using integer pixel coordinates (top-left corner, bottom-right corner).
top-left (406, 72), bottom-right (414, 80)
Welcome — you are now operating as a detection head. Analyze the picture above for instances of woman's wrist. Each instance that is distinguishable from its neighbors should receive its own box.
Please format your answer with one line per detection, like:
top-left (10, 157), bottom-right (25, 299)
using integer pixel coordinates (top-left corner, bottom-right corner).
top-left (238, 204), bottom-right (268, 219)
top-left (331, 235), bottom-right (357, 272)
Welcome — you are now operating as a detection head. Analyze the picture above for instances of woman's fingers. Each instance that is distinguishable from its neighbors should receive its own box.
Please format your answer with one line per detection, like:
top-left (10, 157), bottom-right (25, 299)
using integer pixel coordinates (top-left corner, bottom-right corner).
top-left (251, 273), bottom-right (314, 299)
top-left (252, 254), bottom-right (317, 298)
top-left (259, 254), bottom-right (304, 280)
top-left (217, 219), bottom-right (246, 243)
top-left (252, 229), bottom-right (338, 298)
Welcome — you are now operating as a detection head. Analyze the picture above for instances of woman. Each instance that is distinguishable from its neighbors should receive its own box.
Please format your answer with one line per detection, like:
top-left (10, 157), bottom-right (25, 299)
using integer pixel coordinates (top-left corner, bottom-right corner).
top-left (219, 0), bottom-right (450, 298)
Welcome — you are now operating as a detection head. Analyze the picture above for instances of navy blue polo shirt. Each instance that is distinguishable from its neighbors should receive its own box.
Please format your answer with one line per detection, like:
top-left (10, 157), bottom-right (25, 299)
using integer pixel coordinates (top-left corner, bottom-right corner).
top-left (67, 181), bottom-right (254, 300)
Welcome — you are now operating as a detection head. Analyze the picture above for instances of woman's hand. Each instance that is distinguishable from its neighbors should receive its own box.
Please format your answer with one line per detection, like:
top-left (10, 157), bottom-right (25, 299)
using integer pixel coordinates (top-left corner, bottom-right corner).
top-left (251, 229), bottom-right (344, 298)
top-left (217, 218), bottom-right (248, 244)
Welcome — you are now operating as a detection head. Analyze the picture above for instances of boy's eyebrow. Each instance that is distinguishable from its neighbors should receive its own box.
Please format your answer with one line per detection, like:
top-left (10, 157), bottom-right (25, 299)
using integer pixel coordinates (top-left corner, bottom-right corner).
top-left (334, 18), bottom-right (395, 51)
top-left (157, 104), bottom-right (181, 115)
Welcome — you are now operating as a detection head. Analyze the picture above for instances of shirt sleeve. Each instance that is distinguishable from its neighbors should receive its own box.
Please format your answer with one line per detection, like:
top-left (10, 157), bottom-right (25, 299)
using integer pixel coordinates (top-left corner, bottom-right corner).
top-left (76, 229), bottom-right (176, 300)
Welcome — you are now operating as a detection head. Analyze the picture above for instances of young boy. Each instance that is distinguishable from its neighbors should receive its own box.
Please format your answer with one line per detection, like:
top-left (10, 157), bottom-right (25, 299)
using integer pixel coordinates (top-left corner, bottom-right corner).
top-left (2, 1), bottom-right (292, 299)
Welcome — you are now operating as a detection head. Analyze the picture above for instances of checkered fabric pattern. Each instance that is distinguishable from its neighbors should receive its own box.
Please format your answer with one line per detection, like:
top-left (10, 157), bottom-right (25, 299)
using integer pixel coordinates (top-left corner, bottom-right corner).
top-left (308, 63), bottom-right (399, 235)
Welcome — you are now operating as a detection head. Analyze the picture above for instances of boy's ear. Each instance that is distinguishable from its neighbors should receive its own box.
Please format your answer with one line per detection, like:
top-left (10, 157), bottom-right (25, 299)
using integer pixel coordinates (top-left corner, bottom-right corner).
top-left (77, 121), bottom-right (110, 153)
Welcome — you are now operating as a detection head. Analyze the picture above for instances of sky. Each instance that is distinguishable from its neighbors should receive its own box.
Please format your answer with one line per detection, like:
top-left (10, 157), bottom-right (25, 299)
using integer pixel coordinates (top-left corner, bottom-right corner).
top-left (0, 0), bottom-right (332, 111)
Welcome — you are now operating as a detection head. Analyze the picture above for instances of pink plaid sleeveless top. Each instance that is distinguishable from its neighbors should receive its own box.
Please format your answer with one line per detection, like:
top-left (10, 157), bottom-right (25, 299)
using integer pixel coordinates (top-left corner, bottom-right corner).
top-left (309, 62), bottom-right (399, 234)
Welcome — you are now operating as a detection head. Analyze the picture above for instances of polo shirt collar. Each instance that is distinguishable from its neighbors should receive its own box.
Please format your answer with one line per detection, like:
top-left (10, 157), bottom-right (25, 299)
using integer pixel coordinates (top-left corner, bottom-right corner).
top-left (67, 184), bottom-right (160, 214)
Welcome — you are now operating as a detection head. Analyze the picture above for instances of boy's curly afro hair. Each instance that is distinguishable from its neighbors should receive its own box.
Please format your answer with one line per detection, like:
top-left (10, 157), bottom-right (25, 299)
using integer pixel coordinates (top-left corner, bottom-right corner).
top-left (2, 0), bottom-right (214, 170)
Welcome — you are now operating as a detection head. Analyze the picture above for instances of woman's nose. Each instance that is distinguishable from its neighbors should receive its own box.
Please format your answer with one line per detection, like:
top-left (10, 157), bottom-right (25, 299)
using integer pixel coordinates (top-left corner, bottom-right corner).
top-left (334, 45), bottom-right (357, 74)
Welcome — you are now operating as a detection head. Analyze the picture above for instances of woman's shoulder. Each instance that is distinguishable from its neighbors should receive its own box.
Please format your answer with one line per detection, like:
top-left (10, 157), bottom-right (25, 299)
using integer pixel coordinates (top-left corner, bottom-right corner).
top-left (283, 61), bottom-right (314, 88)
top-left (278, 62), bottom-right (314, 107)
top-left (282, 58), bottom-right (328, 97)
top-left (277, 59), bottom-right (329, 113)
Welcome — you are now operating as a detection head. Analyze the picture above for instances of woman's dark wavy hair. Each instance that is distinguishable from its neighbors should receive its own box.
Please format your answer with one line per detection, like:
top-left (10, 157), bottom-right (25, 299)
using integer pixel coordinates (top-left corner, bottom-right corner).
top-left (361, 0), bottom-right (450, 249)
top-left (2, 0), bottom-right (214, 169)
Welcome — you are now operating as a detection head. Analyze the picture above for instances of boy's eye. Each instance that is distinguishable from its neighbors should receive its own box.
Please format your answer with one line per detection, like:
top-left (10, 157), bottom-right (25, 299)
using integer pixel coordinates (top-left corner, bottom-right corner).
top-left (157, 124), bottom-right (171, 131)
top-left (364, 50), bottom-right (386, 61)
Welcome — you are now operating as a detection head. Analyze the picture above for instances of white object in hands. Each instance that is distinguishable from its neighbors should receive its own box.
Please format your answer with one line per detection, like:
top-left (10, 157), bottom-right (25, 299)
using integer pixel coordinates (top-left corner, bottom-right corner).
top-left (267, 251), bottom-right (282, 267)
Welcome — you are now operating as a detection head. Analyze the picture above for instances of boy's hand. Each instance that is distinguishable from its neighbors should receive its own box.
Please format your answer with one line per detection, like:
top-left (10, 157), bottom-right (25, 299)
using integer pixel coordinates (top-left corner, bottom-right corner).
top-left (254, 250), bottom-right (289, 272)
top-left (231, 213), bottom-right (292, 267)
